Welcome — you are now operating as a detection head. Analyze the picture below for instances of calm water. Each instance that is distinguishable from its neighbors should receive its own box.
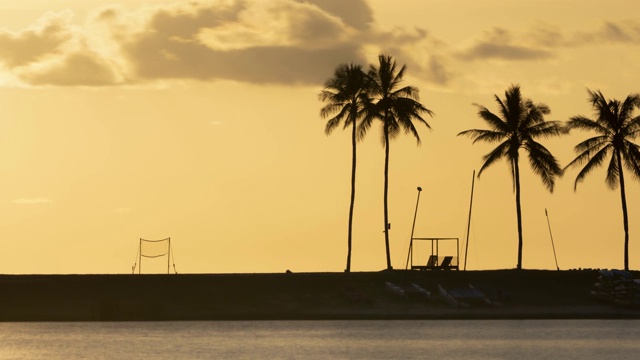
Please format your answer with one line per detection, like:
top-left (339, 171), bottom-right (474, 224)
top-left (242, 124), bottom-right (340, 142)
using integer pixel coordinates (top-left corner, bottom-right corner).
top-left (1, 320), bottom-right (638, 359)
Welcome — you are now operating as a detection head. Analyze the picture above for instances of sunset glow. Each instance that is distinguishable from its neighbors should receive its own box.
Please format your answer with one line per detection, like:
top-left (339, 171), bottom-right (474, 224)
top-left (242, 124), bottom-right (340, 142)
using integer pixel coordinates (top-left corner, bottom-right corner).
top-left (1, 0), bottom-right (639, 274)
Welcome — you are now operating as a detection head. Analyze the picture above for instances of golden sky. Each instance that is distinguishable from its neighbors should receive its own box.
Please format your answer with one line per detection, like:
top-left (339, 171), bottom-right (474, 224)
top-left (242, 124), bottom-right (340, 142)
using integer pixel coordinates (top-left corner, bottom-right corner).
top-left (1, 0), bottom-right (639, 273)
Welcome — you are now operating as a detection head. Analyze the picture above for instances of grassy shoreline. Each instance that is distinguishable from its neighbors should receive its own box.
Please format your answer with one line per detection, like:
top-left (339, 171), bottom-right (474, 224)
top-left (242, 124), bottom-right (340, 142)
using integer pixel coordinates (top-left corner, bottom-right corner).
top-left (1, 270), bottom-right (638, 321)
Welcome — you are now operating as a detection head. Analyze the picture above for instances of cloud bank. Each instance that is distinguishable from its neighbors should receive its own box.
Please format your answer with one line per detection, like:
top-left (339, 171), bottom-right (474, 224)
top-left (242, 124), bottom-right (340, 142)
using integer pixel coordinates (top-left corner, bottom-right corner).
top-left (0, 0), bottom-right (638, 87)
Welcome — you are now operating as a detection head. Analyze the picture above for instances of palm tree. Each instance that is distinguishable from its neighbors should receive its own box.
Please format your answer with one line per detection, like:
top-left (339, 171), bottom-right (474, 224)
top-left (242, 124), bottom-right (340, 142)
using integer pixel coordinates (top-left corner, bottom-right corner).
top-left (564, 90), bottom-right (640, 271)
top-left (319, 63), bottom-right (369, 272)
top-left (360, 54), bottom-right (434, 270)
top-left (458, 85), bottom-right (564, 269)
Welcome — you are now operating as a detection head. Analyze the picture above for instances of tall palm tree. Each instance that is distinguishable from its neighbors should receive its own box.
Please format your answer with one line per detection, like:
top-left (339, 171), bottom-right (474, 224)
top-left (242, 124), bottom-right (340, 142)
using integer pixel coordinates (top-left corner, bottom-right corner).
top-left (319, 63), bottom-right (369, 272)
top-left (458, 85), bottom-right (564, 269)
top-left (360, 54), bottom-right (433, 270)
top-left (564, 90), bottom-right (640, 271)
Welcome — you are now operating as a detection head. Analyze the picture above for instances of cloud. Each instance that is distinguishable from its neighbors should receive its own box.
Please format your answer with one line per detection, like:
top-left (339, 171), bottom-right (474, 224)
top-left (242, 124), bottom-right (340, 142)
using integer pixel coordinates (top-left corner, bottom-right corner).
top-left (19, 49), bottom-right (121, 86)
top-left (13, 197), bottom-right (53, 205)
top-left (571, 21), bottom-right (640, 45)
top-left (459, 21), bottom-right (640, 63)
top-left (0, 9), bottom-right (123, 86)
top-left (424, 55), bottom-right (451, 85)
top-left (293, 0), bottom-right (373, 31)
top-left (7, 1), bottom-right (637, 88)
top-left (458, 27), bottom-right (553, 61)
top-left (368, 27), bottom-right (453, 86)
top-left (120, 0), bottom-right (366, 85)
top-left (197, 1), bottom-right (352, 51)
top-left (0, 11), bottom-right (74, 68)
top-left (0, 0), bottom-right (448, 87)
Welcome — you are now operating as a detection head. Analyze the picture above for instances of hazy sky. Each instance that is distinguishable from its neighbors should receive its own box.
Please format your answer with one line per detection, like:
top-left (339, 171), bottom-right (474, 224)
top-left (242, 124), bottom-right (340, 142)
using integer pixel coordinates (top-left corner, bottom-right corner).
top-left (1, 0), bottom-right (639, 274)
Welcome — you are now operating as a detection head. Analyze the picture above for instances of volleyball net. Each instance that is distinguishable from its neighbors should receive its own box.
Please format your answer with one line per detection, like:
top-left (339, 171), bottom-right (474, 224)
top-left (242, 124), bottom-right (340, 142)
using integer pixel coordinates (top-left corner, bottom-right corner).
top-left (132, 237), bottom-right (177, 274)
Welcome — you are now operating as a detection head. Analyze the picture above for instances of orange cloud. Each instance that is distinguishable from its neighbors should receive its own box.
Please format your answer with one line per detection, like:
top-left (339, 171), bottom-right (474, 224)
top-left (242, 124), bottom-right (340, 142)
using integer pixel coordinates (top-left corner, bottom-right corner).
top-left (119, 0), bottom-right (366, 84)
top-left (0, 11), bottom-right (74, 68)
top-left (19, 50), bottom-right (120, 86)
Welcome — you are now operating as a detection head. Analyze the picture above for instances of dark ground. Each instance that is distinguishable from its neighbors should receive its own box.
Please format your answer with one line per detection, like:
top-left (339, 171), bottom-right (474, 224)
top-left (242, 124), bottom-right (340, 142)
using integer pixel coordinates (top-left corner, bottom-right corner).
top-left (0, 269), bottom-right (638, 321)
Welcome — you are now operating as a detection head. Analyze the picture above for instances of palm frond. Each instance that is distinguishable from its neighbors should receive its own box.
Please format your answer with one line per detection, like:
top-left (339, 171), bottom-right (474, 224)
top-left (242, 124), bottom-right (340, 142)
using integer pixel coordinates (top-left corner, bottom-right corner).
top-left (520, 100), bottom-right (550, 130)
top-left (573, 135), bottom-right (609, 155)
top-left (626, 116), bottom-right (640, 137)
top-left (620, 93), bottom-right (640, 124)
top-left (504, 85), bottom-right (524, 129)
top-left (393, 85), bottom-right (420, 101)
top-left (605, 151), bottom-right (621, 189)
top-left (525, 140), bottom-right (562, 191)
top-left (319, 102), bottom-right (343, 119)
top-left (493, 94), bottom-right (510, 127)
top-left (566, 116), bottom-right (608, 134)
top-left (477, 140), bottom-right (511, 177)
top-left (323, 107), bottom-right (350, 135)
top-left (621, 140), bottom-right (640, 180)
top-left (474, 105), bottom-right (509, 133)
top-left (527, 120), bottom-right (567, 138)
top-left (358, 101), bottom-right (381, 140)
top-left (587, 89), bottom-right (609, 116)
top-left (385, 116), bottom-right (402, 141)
top-left (458, 129), bottom-right (506, 144)
top-left (535, 102), bottom-right (551, 115)
top-left (571, 145), bottom-right (612, 190)
top-left (395, 97), bottom-right (433, 131)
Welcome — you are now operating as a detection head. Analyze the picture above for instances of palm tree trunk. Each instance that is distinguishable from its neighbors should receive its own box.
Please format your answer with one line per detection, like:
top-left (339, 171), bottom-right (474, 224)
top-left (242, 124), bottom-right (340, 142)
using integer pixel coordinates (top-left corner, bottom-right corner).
top-left (346, 120), bottom-right (356, 273)
top-left (514, 159), bottom-right (523, 270)
top-left (617, 151), bottom-right (630, 271)
top-left (383, 122), bottom-right (392, 270)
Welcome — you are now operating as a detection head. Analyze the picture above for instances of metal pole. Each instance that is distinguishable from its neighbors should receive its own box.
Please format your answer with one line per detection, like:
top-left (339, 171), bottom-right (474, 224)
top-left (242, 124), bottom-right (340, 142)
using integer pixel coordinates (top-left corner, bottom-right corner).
top-left (405, 187), bottom-right (422, 270)
top-left (167, 238), bottom-right (171, 274)
top-left (139, 238), bottom-right (142, 274)
top-left (457, 238), bottom-right (460, 270)
top-left (464, 170), bottom-right (476, 271)
top-left (545, 208), bottom-right (560, 270)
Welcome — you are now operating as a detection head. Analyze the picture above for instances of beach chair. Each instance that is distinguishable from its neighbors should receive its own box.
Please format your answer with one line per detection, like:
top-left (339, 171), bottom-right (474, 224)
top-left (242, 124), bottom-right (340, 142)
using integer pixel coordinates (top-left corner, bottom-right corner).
top-left (426, 255), bottom-right (438, 269)
top-left (439, 256), bottom-right (455, 270)
top-left (412, 255), bottom-right (439, 270)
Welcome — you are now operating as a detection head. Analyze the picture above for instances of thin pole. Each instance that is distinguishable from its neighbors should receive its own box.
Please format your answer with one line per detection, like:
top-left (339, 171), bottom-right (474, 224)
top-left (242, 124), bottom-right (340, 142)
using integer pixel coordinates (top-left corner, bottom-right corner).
top-left (464, 170), bottom-right (476, 271)
top-left (167, 238), bottom-right (171, 274)
top-left (138, 238), bottom-right (142, 274)
top-left (545, 208), bottom-right (560, 270)
top-left (405, 187), bottom-right (422, 270)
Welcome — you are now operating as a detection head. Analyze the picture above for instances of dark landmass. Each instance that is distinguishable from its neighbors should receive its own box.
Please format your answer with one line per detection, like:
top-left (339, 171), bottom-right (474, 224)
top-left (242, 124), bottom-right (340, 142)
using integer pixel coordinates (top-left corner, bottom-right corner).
top-left (0, 270), bottom-right (638, 321)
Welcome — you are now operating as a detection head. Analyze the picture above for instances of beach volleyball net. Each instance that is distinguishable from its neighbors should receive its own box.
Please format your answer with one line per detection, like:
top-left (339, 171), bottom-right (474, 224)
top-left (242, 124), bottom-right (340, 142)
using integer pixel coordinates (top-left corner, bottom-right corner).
top-left (132, 237), bottom-right (177, 274)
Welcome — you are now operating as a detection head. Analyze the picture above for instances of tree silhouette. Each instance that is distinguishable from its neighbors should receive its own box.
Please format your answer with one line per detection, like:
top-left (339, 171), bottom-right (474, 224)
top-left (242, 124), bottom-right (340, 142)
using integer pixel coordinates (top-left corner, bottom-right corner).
top-left (564, 90), bottom-right (640, 271)
top-left (360, 54), bottom-right (433, 270)
top-left (458, 85), bottom-right (564, 269)
top-left (319, 63), bottom-right (369, 272)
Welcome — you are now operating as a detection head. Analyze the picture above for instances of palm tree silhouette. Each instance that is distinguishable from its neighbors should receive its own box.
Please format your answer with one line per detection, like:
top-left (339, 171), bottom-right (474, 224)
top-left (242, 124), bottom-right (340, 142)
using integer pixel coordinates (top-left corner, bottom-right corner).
top-left (360, 54), bottom-right (433, 270)
top-left (458, 85), bottom-right (564, 270)
top-left (564, 90), bottom-right (640, 271)
top-left (319, 63), bottom-right (369, 272)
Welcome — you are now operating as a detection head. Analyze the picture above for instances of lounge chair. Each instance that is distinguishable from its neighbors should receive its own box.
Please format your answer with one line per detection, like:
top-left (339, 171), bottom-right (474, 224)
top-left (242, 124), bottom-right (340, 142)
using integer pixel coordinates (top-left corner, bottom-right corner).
top-left (426, 255), bottom-right (438, 268)
top-left (439, 256), bottom-right (457, 270)
top-left (411, 254), bottom-right (438, 270)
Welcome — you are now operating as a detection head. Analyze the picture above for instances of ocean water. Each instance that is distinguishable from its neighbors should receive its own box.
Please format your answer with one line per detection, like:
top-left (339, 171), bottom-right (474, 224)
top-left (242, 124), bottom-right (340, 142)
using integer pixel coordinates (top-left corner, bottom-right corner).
top-left (1, 320), bottom-right (638, 359)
